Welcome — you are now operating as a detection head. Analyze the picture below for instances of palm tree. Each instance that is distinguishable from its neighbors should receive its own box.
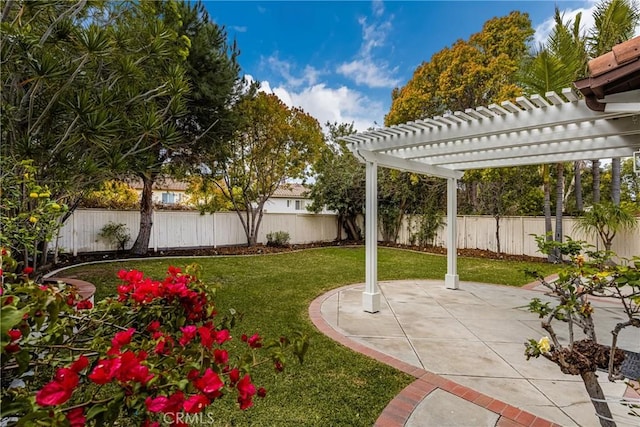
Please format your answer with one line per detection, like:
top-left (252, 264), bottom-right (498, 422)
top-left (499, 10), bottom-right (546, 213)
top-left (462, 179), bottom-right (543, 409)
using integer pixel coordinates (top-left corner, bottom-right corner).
top-left (519, 8), bottom-right (587, 260)
top-left (588, 0), bottom-right (640, 206)
top-left (573, 202), bottom-right (638, 252)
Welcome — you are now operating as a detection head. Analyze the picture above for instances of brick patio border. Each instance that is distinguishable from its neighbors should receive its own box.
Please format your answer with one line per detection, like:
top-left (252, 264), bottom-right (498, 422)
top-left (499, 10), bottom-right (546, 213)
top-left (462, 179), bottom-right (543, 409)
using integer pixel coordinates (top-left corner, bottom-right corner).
top-left (308, 285), bottom-right (563, 427)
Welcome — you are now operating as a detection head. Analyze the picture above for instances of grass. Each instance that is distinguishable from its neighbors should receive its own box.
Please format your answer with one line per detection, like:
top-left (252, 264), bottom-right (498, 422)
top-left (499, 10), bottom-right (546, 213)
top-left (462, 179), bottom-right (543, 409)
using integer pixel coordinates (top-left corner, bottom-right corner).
top-left (62, 247), bottom-right (559, 426)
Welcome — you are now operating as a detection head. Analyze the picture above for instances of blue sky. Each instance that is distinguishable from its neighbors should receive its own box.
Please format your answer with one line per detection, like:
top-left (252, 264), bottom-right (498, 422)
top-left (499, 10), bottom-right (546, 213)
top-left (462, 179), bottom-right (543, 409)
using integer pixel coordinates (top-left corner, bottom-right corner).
top-left (206, 1), bottom-right (638, 131)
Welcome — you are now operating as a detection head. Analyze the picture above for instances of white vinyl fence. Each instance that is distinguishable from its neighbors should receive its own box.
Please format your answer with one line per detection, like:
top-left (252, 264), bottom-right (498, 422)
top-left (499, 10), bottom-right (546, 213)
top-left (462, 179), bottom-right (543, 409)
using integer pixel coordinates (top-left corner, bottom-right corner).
top-left (55, 209), bottom-right (640, 260)
top-left (56, 209), bottom-right (340, 255)
top-left (398, 215), bottom-right (640, 260)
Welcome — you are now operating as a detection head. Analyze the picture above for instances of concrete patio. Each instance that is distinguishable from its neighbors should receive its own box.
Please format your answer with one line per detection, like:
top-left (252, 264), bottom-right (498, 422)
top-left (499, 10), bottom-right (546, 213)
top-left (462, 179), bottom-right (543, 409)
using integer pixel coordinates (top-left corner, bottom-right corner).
top-left (310, 280), bottom-right (640, 427)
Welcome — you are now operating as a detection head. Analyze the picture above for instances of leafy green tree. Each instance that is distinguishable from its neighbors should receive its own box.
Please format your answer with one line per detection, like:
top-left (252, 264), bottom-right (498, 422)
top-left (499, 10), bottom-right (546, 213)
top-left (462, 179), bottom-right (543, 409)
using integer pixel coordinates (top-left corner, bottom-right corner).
top-left (476, 166), bottom-right (542, 254)
top-left (80, 181), bottom-right (140, 210)
top-left (385, 11), bottom-right (533, 125)
top-left (209, 92), bottom-right (324, 246)
top-left (1, 1), bottom-right (192, 258)
top-left (308, 122), bottom-right (365, 241)
top-left (620, 158), bottom-right (640, 204)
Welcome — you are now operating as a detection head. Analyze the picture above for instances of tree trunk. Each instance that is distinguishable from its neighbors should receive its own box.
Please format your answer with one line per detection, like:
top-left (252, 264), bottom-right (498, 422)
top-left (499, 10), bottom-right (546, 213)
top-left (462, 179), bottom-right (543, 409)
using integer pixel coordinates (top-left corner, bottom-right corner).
top-left (336, 215), bottom-right (343, 241)
top-left (543, 165), bottom-right (553, 262)
top-left (554, 163), bottom-right (564, 262)
top-left (574, 161), bottom-right (583, 213)
top-left (131, 175), bottom-right (155, 255)
top-left (580, 370), bottom-right (615, 427)
top-left (611, 158), bottom-right (621, 206)
top-left (592, 160), bottom-right (601, 204)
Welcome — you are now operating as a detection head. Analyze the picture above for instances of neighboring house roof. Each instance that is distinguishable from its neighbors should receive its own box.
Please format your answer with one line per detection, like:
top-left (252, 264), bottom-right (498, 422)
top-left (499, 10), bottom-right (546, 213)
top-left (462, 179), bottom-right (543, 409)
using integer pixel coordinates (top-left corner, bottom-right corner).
top-left (272, 183), bottom-right (309, 199)
top-left (129, 178), bottom-right (189, 192)
top-left (574, 36), bottom-right (640, 112)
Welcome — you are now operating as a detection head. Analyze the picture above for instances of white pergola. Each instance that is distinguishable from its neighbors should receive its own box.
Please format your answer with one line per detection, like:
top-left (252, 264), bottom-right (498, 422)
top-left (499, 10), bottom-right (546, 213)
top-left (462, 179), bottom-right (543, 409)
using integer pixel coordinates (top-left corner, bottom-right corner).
top-left (343, 88), bottom-right (640, 313)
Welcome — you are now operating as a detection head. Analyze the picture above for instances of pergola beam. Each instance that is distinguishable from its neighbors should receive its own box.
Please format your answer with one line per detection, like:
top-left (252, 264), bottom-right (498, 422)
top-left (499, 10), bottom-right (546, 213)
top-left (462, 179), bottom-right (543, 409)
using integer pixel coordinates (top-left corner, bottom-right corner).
top-left (353, 149), bottom-right (464, 179)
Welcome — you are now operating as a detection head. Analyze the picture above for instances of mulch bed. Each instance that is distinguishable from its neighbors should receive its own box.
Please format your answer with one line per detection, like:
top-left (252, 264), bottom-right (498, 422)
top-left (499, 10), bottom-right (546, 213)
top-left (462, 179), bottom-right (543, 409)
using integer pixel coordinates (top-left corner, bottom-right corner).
top-left (44, 240), bottom-right (547, 275)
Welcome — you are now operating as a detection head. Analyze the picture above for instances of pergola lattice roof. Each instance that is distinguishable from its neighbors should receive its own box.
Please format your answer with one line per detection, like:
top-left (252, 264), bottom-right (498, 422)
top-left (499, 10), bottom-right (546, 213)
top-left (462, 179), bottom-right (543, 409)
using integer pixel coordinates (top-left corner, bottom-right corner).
top-left (343, 88), bottom-right (640, 179)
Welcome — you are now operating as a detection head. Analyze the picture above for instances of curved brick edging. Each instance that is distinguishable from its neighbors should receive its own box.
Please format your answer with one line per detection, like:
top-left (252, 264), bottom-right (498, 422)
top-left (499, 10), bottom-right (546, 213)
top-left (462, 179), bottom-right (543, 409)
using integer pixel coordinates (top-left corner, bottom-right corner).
top-left (43, 277), bottom-right (96, 302)
top-left (308, 286), bottom-right (562, 427)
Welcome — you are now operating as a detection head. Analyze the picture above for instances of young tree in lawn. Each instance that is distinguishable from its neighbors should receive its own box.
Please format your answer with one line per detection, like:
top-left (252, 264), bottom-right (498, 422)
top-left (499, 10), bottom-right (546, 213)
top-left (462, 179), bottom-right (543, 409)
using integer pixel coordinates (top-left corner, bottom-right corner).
top-left (308, 122), bottom-right (365, 241)
top-left (213, 92), bottom-right (324, 246)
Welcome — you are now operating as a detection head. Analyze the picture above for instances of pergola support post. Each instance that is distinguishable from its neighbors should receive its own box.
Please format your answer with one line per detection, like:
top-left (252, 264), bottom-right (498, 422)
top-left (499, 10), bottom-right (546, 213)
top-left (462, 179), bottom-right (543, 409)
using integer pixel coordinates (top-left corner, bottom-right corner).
top-left (363, 160), bottom-right (380, 313)
top-left (445, 177), bottom-right (459, 289)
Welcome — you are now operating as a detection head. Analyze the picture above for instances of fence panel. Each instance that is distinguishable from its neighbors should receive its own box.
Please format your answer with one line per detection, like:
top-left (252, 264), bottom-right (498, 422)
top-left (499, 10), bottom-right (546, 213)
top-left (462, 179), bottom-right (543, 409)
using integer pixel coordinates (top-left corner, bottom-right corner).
top-left (55, 209), bottom-right (640, 258)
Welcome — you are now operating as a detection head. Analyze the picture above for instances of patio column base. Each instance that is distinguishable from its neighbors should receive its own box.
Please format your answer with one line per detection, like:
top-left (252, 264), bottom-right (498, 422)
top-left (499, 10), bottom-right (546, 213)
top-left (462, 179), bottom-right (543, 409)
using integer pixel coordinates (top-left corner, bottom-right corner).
top-left (363, 291), bottom-right (380, 313)
top-left (445, 274), bottom-right (459, 290)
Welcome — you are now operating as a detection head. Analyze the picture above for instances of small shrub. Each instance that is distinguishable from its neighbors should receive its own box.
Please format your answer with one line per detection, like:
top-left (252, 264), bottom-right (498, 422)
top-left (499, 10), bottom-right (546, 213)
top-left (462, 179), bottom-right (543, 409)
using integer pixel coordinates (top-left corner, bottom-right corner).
top-left (266, 231), bottom-right (290, 247)
top-left (98, 222), bottom-right (130, 251)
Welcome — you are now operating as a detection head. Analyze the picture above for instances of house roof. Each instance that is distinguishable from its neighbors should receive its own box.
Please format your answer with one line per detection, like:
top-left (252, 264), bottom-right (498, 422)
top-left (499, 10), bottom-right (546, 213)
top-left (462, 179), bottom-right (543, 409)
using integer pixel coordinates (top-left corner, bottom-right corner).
top-left (272, 183), bottom-right (309, 199)
top-left (128, 178), bottom-right (189, 192)
top-left (574, 36), bottom-right (640, 112)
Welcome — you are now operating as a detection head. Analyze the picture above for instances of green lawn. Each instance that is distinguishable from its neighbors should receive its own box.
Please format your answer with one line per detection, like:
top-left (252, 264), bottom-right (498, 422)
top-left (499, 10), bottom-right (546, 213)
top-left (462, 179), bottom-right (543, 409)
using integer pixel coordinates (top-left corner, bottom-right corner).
top-left (62, 247), bottom-right (558, 426)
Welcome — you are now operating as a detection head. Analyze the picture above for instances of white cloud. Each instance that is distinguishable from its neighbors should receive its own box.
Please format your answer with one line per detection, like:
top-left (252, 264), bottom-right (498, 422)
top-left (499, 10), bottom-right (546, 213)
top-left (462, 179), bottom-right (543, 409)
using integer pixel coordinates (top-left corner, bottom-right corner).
top-left (337, 5), bottom-right (400, 88)
top-left (262, 54), bottom-right (323, 88)
top-left (255, 78), bottom-right (382, 132)
top-left (231, 25), bottom-right (247, 33)
top-left (533, 1), bottom-right (639, 49)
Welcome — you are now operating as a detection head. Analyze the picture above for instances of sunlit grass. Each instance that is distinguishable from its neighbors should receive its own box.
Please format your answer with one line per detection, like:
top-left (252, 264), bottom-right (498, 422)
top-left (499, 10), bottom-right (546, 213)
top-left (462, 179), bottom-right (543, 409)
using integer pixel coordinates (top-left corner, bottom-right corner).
top-left (63, 247), bottom-right (558, 426)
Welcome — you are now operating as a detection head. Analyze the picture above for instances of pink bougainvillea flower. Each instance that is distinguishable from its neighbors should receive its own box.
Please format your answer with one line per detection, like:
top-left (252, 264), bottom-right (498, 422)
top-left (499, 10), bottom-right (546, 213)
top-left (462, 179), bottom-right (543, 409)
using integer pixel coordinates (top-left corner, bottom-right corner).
top-left (228, 368), bottom-right (240, 385)
top-left (247, 333), bottom-right (262, 349)
top-left (178, 325), bottom-right (197, 346)
top-left (213, 349), bottom-right (228, 365)
top-left (22, 267), bottom-right (33, 275)
top-left (7, 329), bottom-right (21, 341)
top-left (88, 357), bottom-right (121, 385)
top-left (35, 368), bottom-right (79, 406)
top-left (183, 394), bottom-right (210, 413)
top-left (70, 355), bottom-right (89, 373)
top-left (147, 320), bottom-right (161, 332)
top-left (215, 329), bottom-right (231, 345)
top-left (236, 374), bottom-right (256, 410)
top-left (257, 387), bottom-right (267, 398)
top-left (145, 395), bottom-right (169, 413)
top-left (197, 325), bottom-right (214, 348)
top-left (193, 368), bottom-right (224, 397)
top-left (108, 327), bottom-right (135, 354)
top-left (76, 300), bottom-right (93, 310)
top-left (274, 361), bottom-right (284, 372)
top-left (66, 407), bottom-right (86, 427)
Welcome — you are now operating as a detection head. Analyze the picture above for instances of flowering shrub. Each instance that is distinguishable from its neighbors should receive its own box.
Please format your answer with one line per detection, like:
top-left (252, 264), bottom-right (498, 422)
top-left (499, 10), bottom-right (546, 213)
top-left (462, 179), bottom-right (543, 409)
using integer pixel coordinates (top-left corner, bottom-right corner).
top-left (524, 238), bottom-right (639, 425)
top-left (0, 159), bottom-right (68, 272)
top-left (1, 250), bottom-right (308, 426)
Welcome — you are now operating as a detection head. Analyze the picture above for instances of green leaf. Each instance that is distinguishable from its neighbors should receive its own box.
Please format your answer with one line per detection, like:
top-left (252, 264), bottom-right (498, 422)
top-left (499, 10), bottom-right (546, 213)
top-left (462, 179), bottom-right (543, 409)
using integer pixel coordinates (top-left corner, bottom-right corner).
top-left (86, 405), bottom-right (108, 421)
top-left (1, 305), bottom-right (29, 338)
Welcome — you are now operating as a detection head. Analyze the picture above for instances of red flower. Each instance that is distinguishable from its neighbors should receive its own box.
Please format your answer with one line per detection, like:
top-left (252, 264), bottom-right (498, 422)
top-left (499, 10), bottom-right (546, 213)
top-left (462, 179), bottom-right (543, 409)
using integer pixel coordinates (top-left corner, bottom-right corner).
top-left (247, 333), bottom-right (262, 349)
top-left (66, 408), bottom-right (85, 427)
top-left (257, 387), bottom-right (267, 398)
top-left (7, 329), bottom-right (21, 341)
top-left (229, 368), bottom-right (240, 385)
top-left (70, 355), bottom-right (89, 373)
top-left (274, 361), bottom-right (284, 372)
top-left (88, 358), bottom-right (121, 384)
top-left (193, 368), bottom-right (224, 397)
top-left (35, 368), bottom-right (79, 406)
top-left (109, 327), bottom-right (135, 354)
top-left (236, 374), bottom-right (256, 410)
top-left (213, 349), bottom-right (228, 365)
top-left (198, 325), bottom-right (214, 348)
top-left (76, 300), bottom-right (93, 310)
top-left (4, 343), bottom-right (20, 353)
top-left (146, 395), bottom-right (169, 413)
top-left (66, 295), bottom-right (75, 306)
top-left (183, 394), bottom-right (210, 413)
top-left (215, 329), bottom-right (231, 345)
top-left (147, 320), bottom-right (161, 332)
top-left (23, 267), bottom-right (33, 275)
top-left (178, 325), bottom-right (197, 346)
